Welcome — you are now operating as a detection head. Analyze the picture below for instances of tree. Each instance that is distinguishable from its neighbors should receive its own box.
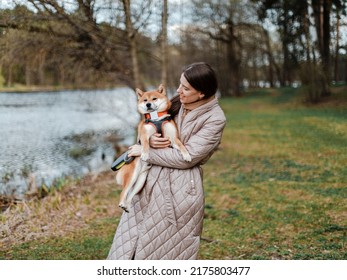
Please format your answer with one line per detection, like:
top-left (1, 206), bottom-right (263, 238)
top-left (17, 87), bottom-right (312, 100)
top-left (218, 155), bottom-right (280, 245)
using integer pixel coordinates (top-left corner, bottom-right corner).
top-left (256, 0), bottom-right (347, 100)
top-left (122, 0), bottom-right (143, 89)
top-left (189, 0), bottom-right (250, 96)
top-left (0, 1), bottom-right (158, 89)
top-left (311, 0), bottom-right (332, 96)
top-left (255, 0), bottom-right (309, 86)
top-left (161, 0), bottom-right (168, 87)
top-left (0, 2), bottom-right (130, 85)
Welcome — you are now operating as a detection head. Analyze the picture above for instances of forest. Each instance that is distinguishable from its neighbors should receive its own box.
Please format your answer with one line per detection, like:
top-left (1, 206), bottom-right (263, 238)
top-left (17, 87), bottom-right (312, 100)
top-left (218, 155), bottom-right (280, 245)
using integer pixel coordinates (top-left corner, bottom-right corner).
top-left (0, 0), bottom-right (346, 102)
top-left (1, 1), bottom-right (347, 262)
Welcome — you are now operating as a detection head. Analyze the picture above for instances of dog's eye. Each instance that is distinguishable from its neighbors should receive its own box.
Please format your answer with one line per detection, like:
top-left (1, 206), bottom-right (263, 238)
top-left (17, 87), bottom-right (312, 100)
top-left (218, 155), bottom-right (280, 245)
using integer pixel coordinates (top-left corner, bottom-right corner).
top-left (144, 99), bottom-right (147, 102)
top-left (152, 98), bottom-right (157, 101)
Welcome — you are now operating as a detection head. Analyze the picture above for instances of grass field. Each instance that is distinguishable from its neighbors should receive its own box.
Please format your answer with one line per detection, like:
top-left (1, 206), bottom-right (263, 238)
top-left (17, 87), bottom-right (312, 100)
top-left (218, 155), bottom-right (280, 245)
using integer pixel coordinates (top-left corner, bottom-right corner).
top-left (1, 87), bottom-right (346, 259)
top-left (200, 87), bottom-right (346, 259)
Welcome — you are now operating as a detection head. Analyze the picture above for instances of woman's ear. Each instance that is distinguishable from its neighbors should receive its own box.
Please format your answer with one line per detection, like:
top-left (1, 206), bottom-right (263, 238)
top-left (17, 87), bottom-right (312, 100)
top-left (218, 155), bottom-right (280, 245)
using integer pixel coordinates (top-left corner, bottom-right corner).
top-left (199, 92), bottom-right (205, 100)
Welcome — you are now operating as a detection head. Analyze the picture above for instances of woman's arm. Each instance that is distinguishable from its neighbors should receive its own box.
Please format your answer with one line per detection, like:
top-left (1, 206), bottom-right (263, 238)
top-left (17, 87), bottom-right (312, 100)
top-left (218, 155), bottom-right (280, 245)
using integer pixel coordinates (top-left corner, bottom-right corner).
top-left (146, 117), bottom-right (226, 169)
top-left (127, 133), bottom-right (170, 157)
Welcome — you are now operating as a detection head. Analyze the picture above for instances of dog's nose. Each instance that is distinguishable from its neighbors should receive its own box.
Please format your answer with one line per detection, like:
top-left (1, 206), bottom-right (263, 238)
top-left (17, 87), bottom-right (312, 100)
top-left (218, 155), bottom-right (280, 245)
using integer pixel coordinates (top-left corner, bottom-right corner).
top-left (146, 103), bottom-right (151, 108)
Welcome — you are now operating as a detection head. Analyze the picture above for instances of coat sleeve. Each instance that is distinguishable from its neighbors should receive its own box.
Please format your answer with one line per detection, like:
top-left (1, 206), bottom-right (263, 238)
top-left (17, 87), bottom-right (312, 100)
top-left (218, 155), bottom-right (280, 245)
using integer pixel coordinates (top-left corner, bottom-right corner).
top-left (146, 116), bottom-right (226, 169)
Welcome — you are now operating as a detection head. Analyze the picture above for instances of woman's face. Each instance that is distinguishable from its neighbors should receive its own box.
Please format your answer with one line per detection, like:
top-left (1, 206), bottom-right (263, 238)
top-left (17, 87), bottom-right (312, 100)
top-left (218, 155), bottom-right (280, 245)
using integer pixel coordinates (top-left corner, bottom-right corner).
top-left (177, 73), bottom-right (205, 105)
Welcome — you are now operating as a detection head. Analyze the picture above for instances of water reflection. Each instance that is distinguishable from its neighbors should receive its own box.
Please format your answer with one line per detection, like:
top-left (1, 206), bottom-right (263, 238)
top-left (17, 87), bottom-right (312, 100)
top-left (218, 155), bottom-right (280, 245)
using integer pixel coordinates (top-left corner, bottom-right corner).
top-left (0, 88), bottom-right (139, 197)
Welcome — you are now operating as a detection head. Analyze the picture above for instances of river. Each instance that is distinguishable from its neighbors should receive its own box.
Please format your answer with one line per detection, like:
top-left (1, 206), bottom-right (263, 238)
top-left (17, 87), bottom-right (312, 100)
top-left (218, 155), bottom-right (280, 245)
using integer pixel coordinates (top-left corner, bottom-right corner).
top-left (0, 88), bottom-right (139, 198)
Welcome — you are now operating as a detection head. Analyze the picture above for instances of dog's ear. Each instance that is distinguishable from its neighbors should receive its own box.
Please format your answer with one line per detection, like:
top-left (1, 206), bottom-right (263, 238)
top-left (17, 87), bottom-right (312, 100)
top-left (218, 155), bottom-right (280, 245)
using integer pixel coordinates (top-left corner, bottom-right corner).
top-left (136, 88), bottom-right (144, 99)
top-left (158, 84), bottom-right (166, 95)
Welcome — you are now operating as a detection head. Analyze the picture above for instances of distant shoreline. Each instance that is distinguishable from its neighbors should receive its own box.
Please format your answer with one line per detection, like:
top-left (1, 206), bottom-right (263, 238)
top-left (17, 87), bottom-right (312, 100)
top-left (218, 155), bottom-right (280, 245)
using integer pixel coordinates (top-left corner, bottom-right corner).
top-left (0, 85), bottom-right (124, 93)
top-left (0, 87), bottom-right (69, 93)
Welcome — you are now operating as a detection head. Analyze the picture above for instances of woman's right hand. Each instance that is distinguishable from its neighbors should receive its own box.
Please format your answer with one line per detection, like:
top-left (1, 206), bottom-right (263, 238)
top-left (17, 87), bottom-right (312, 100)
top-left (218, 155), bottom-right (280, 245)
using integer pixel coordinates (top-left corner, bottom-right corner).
top-left (149, 133), bottom-right (171, 149)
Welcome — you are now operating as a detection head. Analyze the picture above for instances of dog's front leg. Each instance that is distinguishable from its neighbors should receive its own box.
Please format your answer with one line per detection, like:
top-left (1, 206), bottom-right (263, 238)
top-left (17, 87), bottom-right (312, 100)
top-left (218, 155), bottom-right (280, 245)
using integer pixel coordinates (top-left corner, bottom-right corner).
top-left (140, 125), bottom-right (155, 161)
top-left (172, 137), bottom-right (191, 162)
top-left (164, 122), bottom-right (191, 162)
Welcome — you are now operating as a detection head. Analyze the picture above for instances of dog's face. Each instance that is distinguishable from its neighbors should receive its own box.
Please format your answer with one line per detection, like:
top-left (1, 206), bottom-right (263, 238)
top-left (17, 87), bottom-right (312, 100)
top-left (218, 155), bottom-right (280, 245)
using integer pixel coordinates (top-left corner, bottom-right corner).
top-left (136, 84), bottom-right (171, 114)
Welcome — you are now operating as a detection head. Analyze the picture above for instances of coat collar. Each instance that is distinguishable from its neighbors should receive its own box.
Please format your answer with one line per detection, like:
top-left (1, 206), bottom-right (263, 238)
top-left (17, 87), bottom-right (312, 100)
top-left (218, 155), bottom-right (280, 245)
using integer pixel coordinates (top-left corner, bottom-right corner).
top-left (182, 95), bottom-right (215, 111)
top-left (180, 96), bottom-right (219, 120)
top-left (177, 96), bottom-right (219, 137)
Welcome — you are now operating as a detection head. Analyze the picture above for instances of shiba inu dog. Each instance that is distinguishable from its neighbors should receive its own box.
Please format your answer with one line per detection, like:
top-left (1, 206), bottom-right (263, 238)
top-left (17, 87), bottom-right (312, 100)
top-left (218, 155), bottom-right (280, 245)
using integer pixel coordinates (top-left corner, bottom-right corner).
top-left (116, 84), bottom-right (191, 212)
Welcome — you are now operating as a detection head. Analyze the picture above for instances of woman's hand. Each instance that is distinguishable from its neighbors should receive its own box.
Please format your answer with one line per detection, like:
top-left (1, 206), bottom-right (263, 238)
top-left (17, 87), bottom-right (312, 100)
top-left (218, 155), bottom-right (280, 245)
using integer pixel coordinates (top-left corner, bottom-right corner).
top-left (149, 133), bottom-right (171, 149)
top-left (127, 134), bottom-right (170, 157)
top-left (127, 144), bottom-right (142, 157)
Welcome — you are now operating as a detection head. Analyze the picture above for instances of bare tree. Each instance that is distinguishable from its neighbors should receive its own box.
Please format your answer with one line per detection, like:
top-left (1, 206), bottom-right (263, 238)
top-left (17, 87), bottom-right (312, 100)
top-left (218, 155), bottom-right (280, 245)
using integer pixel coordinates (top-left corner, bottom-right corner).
top-left (312, 0), bottom-right (332, 96)
top-left (121, 0), bottom-right (143, 89)
top-left (0, 1), bottom-right (157, 89)
top-left (189, 0), bottom-right (245, 96)
top-left (161, 0), bottom-right (168, 87)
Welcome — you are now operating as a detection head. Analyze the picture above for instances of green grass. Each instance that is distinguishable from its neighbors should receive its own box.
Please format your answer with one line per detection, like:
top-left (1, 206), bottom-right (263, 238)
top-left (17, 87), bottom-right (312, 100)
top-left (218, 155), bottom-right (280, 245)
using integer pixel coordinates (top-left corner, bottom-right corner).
top-left (199, 87), bottom-right (347, 259)
top-left (1, 86), bottom-right (346, 259)
top-left (1, 217), bottom-right (118, 260)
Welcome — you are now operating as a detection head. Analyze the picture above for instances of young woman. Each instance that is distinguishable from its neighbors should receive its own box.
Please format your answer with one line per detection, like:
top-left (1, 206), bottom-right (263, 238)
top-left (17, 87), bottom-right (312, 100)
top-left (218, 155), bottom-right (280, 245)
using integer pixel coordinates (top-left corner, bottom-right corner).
top-left (107, 62), bottom-right (226, 260)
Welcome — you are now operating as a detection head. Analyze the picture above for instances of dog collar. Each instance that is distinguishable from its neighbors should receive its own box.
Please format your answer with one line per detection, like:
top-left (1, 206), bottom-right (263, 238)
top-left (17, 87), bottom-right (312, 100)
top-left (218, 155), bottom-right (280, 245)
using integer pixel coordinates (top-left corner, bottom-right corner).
top-left (144, 111), bottom-right (169, 120)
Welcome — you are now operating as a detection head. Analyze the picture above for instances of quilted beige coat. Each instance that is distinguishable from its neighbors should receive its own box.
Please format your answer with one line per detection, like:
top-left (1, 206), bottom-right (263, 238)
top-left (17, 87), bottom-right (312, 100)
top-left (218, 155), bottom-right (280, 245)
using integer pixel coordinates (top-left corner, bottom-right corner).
top-left (107, 97), bottom-right (226, 260)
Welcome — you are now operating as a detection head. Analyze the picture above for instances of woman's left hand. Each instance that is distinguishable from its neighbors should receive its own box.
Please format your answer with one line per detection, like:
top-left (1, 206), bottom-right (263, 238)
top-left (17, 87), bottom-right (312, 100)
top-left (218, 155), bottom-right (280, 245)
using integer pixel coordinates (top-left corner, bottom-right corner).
top-left (127, 144), bottom-right (142, 157)
top-left (150, 133), bottom-right (171, 149)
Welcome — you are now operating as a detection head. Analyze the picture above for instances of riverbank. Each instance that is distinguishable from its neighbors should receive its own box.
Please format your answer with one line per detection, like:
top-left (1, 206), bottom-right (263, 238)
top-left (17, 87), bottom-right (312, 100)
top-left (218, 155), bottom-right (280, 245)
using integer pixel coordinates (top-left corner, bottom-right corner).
top-left (0, 85), bottom-right (79, 93)
top-left (0, 170), bottom-right (121, 259)
top-left (1, 87), bottom-right (346, 259)
top-left (0, 84), bottom-right (122, 93)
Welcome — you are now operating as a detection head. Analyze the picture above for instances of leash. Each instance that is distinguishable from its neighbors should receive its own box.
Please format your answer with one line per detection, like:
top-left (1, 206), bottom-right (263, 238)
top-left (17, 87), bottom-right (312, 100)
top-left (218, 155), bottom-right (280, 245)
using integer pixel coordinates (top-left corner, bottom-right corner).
top-left (111, 110), bottom-right (171, 171)
top-left (111, 151), bottom-right (134, 171)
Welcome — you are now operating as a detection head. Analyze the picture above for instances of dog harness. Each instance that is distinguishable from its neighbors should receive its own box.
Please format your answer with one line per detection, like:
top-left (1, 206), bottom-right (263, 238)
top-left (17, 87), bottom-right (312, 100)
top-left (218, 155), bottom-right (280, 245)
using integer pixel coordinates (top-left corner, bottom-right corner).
top-left (110, 111), bottom-right (171, 172)
top-left (144, 111), bottom-right (172, 137)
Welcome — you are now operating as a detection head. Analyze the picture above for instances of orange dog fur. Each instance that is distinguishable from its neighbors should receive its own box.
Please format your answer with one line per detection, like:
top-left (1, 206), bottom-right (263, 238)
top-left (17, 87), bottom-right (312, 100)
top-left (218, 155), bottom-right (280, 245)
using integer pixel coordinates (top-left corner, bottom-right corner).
top-left (116, 84), bottom-right (191, 212)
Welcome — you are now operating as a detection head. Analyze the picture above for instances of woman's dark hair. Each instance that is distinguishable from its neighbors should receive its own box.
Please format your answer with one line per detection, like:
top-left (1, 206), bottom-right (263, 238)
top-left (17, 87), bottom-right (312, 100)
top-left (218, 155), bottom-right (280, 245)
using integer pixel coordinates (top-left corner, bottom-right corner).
top-left (183, 62), bottom-right (218, 99)
top-left (169, 62), bottom-right (218, 117)
top-left (169, 94), bottom-right (181, 117)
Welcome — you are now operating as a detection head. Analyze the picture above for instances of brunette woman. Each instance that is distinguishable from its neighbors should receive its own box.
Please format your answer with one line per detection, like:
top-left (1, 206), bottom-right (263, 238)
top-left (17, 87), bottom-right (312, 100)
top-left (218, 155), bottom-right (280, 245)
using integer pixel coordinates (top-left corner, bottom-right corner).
top-left (107, 62), bottom-right (226, 260)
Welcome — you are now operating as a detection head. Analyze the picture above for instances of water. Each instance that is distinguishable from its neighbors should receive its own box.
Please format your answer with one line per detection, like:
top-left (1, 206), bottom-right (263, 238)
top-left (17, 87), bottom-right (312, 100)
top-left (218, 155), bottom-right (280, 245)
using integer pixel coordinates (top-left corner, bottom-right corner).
top-left (0, 88), bottom-right (139, 197)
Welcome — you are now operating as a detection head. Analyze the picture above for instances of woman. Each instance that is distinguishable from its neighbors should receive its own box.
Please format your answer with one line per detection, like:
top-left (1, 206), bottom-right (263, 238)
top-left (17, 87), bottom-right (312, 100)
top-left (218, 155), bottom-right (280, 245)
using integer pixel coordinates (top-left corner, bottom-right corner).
top-left (107, 62), bottom-right (226, 260)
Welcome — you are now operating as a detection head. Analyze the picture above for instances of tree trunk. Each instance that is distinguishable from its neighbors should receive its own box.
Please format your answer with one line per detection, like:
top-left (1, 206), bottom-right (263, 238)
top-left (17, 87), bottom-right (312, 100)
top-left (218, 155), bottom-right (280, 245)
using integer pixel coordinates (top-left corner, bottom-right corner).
top-left (38, 49), bottom-right (46, 85)
top-left (161, 0), bottom-right (168, 88)
top-left (334, 14), bottom-right (340, 82)
top-left (7, 65), bottom-right (13, 87)
top-left (122, 0), bottom-right (143, 90)
top-left (227, 42), bottom-right (241, 96)
top-left (25, 62), bottom-right (32, 86)
top-left (59, 64), bottom-right (65, 86)
top-left (303, 3), bottom-right (312, 63)
top-left (312, 0), bottom-right (331, 97)
top-left (322, 0), bottom-right (331, 95)
top-left (263, 29), bottom-right (274, 87)
top-left (227, 24), bottom-right (241, 97)
top-left (252, 56), bottom-right (258, 87)
top-left (281, 3), bottom-right (292, 86)
top-left (0, 64), bottom-right (4, 87)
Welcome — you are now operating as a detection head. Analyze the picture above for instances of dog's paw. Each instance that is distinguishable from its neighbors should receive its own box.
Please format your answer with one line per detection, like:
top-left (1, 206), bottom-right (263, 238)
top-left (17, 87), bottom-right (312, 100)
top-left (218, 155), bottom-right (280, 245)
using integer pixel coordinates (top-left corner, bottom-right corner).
top-left (141, 153), bottom-right (149, 161)
top-left (182, 152), bottom-right (192, 162)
